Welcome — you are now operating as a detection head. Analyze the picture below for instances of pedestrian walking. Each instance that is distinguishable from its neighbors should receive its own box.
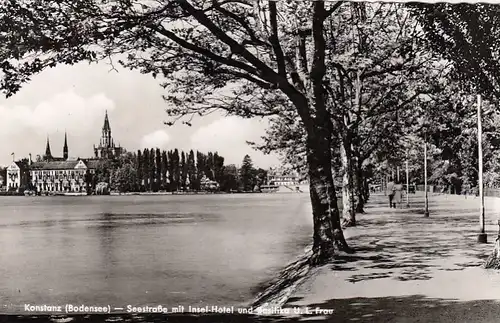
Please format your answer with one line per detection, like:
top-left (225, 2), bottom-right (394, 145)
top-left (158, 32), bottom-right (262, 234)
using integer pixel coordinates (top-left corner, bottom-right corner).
top-left (462, 183), bottom-right (471, 199)
top-left (386, 178), bottom-right (396, 208)
top-left (393, 181), bottom-right (403, 208)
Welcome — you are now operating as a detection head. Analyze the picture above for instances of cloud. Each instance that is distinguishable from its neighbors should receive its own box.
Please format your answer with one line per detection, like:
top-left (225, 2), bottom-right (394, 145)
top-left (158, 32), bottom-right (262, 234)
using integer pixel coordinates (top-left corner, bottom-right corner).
top-left (0, 89), bottom-right (115, 136)
top-left (141, 130), bottom-right (171, 149)
top-left (190, 116), bottom-right (279, 168)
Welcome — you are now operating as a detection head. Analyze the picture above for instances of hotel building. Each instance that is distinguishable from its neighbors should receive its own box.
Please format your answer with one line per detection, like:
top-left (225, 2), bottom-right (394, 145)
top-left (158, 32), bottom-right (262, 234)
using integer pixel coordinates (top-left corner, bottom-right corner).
top-left (6, 111), bottom-right (122, 193)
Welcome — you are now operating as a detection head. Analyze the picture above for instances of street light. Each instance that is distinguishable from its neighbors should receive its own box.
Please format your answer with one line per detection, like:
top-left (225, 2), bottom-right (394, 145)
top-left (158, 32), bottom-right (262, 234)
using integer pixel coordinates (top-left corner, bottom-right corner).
top-left (424, 135), bottom-right (429, 218)
top-left (422, 102), bottom-right (430, 218)
top-left (406, 151), bottom-right (410, 208)
top-left (477, 94), bottom-right (487, 243)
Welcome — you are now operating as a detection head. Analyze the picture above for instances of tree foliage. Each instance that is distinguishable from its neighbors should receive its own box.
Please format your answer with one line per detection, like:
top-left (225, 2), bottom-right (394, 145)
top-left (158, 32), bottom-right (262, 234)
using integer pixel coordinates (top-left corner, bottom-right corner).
top-left (411, 3), bottom-right (500, 97)
top-left (239, 154), bottom-right (255, 192)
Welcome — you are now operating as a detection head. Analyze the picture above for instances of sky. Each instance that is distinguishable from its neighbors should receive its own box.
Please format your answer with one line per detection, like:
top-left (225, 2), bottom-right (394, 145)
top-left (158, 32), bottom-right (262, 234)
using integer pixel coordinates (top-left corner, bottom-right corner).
top-left (0, 61), bottom-right (281, 169)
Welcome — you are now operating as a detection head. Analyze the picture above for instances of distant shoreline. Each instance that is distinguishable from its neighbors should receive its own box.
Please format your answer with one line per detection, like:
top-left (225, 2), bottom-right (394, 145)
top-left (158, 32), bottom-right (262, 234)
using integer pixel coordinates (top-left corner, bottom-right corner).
top-left (110, 191), bottom-right (264, 196)
top-left (0, 190), bottom-right (293, 197)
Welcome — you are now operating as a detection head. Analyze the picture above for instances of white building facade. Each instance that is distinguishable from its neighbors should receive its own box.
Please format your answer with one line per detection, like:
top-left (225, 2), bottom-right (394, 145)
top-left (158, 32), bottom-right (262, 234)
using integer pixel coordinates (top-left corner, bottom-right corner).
top-left (267, 167), bottom-right (306, 186)
top-left (6, 161), bottom-right (30, 191)
top-left (29, 160), bottom-right (97, 193)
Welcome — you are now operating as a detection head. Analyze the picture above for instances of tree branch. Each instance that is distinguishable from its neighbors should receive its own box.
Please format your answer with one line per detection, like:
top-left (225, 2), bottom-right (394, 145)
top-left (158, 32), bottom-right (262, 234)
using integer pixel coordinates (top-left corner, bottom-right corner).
top-left (150, 23), bottom-right (259, 77)
top-left (268, 1), bottom-right (287, 77)
top-left (296, 29), bottom-right (309, 81)
top-left (176, 0), bottom-right (283, 85)
top-left (218, 68), bottom-right (274, 89)
top-left (213, 3), bottom-right (269, 48)
top-left (325, 1), bottom-right (344, 19)
top-left (311, 1), bottom-right (327, 114)
top-left (175, 0), bottom-right (314, 125)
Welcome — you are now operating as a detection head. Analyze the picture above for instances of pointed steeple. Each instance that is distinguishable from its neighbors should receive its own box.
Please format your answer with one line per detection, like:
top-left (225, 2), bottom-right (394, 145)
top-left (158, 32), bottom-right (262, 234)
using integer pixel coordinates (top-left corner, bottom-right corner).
top-left (103, 110), bottom-right (111, 132)
top-left (63, 131), bottom-right (68, 160)
top-left (45, 136), bottom-right (52, 161)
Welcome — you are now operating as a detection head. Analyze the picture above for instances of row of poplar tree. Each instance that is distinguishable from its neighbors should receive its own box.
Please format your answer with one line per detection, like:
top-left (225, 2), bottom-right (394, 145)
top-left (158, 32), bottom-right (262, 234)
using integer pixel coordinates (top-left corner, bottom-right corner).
top-left (95, 149), bottom-right (268, 193)
top-left (97, 149), bottom-right (223, 192)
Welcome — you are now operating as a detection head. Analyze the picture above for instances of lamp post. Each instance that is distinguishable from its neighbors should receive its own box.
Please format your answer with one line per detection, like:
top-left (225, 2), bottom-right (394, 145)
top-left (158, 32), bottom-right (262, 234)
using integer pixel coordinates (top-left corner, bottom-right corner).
top-left (385, 174), bottom-right (388, 196)
top-left (406, 153), bottom-right (410, 208)
top-left (424, 135), bottom-right (429, 218)
top-left (477, 94), bottom-right (487, 243)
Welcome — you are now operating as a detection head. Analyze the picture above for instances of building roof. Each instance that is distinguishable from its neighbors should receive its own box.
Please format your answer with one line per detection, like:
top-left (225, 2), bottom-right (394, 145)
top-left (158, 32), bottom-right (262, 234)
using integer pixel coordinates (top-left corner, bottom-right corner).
top-left (26, 157), bottom-right (101, 170)
top-left (50, 157), bottom-right (67, 162)
top-left (30, 161), bottom-right (81, 170)
top-left (31, 159), bottom-right (98, 170)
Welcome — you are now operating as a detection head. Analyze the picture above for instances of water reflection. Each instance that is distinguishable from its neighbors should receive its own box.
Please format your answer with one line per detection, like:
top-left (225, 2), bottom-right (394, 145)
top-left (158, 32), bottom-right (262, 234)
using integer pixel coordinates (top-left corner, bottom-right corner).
top-left (95, 213), bottom-right (116, 273)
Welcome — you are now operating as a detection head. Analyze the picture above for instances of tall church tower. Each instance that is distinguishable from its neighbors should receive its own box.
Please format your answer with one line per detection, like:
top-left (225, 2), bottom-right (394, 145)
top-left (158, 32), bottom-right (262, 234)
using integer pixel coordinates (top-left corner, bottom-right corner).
top-left (94, 110), bottom-right (123, 159)
top-left (44, 136), bottom-right (52, 161)
top-left (63, 131), bottom-right (68, 160)
top-left (101, 110), bottom-right (112, 148)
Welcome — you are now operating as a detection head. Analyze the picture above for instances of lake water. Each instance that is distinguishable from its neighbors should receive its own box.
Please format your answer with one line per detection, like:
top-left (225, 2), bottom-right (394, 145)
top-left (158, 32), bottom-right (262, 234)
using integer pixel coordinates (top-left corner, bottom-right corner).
top-left (0, 193), bottom-right (313, 314)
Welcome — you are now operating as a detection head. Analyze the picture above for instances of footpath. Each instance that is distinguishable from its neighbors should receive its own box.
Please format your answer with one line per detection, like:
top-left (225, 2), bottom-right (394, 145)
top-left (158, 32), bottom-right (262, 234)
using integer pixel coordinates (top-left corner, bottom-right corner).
top-left (283, 192), bottom-right (500, 322)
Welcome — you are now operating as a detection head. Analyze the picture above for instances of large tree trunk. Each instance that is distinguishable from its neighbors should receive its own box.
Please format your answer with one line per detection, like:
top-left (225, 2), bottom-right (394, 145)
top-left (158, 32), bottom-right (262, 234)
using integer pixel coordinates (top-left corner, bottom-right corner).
top-left (363, 176), bottom-right (370, 203)
top-left (355, 162), bottom-right (366, 214)
top-left (307, 124), bottom-right (352, 266)
top-left (295, 0), bottom-right (352, 266)
top-left (340, 141), bottom-right (356, 227)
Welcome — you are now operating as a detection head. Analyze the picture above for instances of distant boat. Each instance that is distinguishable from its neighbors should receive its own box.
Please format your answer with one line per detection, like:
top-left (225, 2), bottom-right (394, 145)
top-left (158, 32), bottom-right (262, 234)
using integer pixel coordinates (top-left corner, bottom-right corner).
top-left (260, 185), bottom-right (279, 193)
top-left (33, 191), bottom-right (87, 196)
top-left (63, 192), bottom-right (87, 196)
top-left (260, 183), bottom-right (311, 193)
top-left (23, 190), bottom-right (36, 196)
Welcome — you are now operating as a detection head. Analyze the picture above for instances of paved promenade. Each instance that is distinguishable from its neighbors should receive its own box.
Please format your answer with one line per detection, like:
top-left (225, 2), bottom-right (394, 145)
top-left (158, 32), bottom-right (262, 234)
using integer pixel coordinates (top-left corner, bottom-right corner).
top-left (286, 192), bottom-right (500, 322)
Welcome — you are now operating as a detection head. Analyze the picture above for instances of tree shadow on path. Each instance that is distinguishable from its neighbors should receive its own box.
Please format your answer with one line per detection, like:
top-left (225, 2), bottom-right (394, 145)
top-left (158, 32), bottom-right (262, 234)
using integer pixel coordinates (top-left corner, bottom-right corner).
top-left (288, 295), bottom-right (500, 323)
top-left (332, 199), bottom-right (494, 282)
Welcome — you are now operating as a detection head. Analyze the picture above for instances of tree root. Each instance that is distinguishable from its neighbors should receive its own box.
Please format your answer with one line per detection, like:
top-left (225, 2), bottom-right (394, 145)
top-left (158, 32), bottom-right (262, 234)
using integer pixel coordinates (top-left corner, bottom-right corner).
top-left (333, 228), bottom-right (355, 254)
top-left (355, 204), bottom-right (366, 214)
top-left (309, 244), bottom-right (335, 266)
top-left (342, 217), bottom-right (356, 228)
top-left (484, 238), bottom-right (500, 269)
top-left (309, 230), bottom-right (355, 266)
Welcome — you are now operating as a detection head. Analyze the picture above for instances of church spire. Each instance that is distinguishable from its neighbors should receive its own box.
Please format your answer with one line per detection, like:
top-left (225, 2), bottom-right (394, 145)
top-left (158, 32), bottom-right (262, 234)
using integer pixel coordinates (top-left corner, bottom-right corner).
top-left (100, 110), bottom-right (112, 149)
top-left (103, 110), bottom-right (111, 132)
top-left (45, 136), bottom-right (52, 161)
top-left (63, 131), bottom-right (68, 160)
